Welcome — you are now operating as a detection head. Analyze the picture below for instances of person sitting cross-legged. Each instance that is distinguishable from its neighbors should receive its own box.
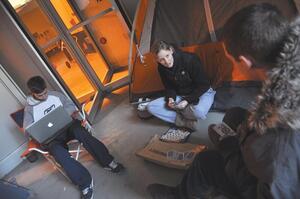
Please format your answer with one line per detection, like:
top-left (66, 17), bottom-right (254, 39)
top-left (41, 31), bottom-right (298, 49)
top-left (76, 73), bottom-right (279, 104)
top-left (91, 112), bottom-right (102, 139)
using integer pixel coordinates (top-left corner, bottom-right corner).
top-left (147, 41), bottom-right (216, 131)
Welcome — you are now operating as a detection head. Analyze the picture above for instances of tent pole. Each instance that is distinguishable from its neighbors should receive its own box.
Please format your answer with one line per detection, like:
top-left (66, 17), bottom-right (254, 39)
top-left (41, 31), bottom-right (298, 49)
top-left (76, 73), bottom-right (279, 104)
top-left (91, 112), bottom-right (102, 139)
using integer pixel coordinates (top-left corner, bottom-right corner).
top-left (204, 0), bottom-right (217, 42)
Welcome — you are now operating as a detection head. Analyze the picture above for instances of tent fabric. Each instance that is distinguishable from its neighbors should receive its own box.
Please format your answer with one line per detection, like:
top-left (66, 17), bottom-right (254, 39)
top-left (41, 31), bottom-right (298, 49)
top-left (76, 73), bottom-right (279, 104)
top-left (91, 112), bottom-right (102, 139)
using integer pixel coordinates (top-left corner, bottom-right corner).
top-left (212, 81), bottom-right (262, 111)
top-left (151, 0), bottom-right (209, 47)
top-left (130, 42), bottom-right (266, 101)
top-left (151, 0), bottom-right (298, 47)
top-left (130, 0), bottom-right (298, 104)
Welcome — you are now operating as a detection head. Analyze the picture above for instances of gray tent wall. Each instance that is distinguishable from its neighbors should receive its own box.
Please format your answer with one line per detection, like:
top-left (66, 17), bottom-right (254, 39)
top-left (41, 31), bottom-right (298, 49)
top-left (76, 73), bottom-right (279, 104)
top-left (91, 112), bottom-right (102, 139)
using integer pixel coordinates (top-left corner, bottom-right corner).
top-left (129, 0), bottom-right (299, 102)
top-left (152, 0), bottom-right (298, 47)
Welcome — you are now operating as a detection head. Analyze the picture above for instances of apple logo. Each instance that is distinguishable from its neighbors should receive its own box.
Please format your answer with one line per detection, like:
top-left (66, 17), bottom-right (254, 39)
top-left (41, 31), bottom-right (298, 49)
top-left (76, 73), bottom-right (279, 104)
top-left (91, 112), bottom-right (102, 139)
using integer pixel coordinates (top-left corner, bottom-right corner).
top-left (48, 122), bottom-right (54, 128)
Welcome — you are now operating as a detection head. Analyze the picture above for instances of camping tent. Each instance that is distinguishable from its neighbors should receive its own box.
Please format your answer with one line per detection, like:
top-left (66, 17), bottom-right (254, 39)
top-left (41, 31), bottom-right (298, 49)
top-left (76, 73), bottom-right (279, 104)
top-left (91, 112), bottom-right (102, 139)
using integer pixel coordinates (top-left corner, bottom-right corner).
top-left (128, 0), bottom-right (299, 110)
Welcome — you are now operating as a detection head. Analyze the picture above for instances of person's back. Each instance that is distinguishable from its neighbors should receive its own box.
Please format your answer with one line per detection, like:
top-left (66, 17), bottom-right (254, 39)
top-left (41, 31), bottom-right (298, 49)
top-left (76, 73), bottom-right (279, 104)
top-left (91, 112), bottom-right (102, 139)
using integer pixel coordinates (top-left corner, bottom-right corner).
top-left (238, 15), bottom-right (300, 198)
top-left (241, 126), bottom-right (300, 198)
top-left (147, 3), bottom-right (300, 199)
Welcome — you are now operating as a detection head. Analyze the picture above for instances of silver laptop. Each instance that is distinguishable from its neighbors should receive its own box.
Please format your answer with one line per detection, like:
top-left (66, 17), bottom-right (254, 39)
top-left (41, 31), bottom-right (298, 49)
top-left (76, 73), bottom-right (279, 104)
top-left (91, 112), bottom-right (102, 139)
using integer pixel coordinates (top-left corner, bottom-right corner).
top-left (25, 106), bottom-right (73, 144)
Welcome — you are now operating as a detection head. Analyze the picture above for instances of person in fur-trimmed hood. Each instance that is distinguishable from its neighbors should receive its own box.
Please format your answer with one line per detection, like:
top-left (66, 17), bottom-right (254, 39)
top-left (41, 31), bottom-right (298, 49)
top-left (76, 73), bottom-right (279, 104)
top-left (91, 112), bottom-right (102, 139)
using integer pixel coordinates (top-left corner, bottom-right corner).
top-left (147, 3), bottom-right (300, 199)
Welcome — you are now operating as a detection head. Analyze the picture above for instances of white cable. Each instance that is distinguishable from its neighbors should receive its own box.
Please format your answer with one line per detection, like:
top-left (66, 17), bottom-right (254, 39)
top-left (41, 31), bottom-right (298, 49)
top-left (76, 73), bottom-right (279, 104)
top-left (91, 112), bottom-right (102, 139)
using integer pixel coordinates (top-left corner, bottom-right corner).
top-left (136, 44), bottom-right (145, 63)
top-left (79, 103), bottom-right (93, 134)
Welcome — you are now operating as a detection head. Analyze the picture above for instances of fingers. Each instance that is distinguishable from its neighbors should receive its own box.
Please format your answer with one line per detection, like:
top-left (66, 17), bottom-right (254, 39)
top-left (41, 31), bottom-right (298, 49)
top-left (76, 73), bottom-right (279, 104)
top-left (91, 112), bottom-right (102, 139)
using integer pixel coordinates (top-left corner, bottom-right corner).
top-left (168, 98), bottom-right (176, 109)
top-left (175, 100), bottom-right (188, 109)
top-left (81, 119), bottom-right (87, 127)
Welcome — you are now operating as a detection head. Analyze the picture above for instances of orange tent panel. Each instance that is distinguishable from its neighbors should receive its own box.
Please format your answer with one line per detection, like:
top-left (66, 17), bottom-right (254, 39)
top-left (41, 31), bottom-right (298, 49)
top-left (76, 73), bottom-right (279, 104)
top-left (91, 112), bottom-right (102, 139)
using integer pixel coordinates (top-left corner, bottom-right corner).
top-left (131, 42), bottom-right (266, 96)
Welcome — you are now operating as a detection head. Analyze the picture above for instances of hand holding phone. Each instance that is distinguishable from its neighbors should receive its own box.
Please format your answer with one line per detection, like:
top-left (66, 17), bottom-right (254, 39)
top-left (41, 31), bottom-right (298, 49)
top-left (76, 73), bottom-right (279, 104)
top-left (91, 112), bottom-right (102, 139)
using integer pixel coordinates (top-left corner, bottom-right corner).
top-left (212, 122), bottom-right (237, 140)
top-left (175, 100), bottom-right (188, 110)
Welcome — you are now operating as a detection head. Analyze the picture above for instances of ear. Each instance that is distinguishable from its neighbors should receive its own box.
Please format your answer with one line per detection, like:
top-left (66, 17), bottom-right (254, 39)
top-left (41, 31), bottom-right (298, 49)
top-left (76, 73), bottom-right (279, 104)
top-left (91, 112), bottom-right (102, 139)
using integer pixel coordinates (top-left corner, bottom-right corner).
top-left (169, 47), bottom-right (175, 54)
top-left (239, 55), bottom-right (253, 68)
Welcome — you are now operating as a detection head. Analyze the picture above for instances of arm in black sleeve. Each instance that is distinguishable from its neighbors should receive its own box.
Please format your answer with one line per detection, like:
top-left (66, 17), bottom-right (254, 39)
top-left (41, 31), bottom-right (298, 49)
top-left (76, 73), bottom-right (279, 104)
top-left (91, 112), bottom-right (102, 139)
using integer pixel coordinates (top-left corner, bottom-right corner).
top-left (182, 55), bottom-right (210, 104)
top-left (158, 66), bottom-right (176, 102)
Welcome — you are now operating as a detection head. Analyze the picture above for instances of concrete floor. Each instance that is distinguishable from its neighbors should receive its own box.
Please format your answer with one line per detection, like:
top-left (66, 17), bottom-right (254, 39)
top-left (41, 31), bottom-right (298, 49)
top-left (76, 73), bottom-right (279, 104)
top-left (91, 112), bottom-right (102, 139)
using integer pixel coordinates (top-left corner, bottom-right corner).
top-left (5, 89), bottom-right (224, 199)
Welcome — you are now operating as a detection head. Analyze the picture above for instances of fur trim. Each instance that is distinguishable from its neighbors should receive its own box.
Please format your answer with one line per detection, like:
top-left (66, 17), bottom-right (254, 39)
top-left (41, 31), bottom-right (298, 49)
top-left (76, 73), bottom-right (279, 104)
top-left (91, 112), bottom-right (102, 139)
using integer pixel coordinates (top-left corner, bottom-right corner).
top-left (248, 17), bottom-right (300, 134)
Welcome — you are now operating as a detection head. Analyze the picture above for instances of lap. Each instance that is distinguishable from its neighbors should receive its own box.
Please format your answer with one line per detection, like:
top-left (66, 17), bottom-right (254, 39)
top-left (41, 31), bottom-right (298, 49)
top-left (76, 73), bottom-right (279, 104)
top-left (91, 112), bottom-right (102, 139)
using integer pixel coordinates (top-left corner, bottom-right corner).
top-left (180, 150), bottom-right (239, 199)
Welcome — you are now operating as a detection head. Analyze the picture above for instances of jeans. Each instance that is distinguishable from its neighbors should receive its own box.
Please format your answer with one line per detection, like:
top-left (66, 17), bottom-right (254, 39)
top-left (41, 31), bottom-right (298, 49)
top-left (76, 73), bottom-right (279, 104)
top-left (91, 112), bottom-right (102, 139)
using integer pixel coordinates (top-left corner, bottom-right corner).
top-left (46, 120), bottom-right (113, 190)
top-left (147, 88), bottom-right (216, 123)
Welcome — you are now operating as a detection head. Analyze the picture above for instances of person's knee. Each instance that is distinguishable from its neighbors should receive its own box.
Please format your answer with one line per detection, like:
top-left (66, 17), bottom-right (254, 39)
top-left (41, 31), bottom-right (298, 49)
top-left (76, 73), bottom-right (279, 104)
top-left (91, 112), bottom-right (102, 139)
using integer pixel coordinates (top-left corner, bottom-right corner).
top-left (146, 102), bottom-right (155, 113)
top-left (194, 107), bottom-right (208, 119)
top-left (147, 100), bottom-right (162, 114)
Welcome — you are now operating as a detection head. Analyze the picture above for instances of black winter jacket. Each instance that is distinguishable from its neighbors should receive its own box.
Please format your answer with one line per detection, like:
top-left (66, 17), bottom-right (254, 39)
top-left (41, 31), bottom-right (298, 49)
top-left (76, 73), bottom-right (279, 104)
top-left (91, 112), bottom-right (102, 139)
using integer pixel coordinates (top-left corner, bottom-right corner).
top-left (222, 17), bottom-right (300, 199)
top-left (158, 50), bottom-right (210, 104)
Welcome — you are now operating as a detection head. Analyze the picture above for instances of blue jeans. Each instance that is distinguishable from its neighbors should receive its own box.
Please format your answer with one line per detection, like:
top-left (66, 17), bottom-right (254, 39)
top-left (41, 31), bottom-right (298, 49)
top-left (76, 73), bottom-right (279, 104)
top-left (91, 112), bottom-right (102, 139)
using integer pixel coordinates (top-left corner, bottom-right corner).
top-left (147, 88), bottom-right (216, 123)
top-left (46, 121), bottom-right (113, 190)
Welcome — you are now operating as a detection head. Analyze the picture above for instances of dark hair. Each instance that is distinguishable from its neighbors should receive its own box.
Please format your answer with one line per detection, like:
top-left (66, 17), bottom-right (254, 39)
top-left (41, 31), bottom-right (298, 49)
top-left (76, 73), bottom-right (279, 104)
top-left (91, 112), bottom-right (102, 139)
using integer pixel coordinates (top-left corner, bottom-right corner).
top-left (27, 76), bottom-right (47, 94)
top-left (151, 40), bottom-right (175, 55)
top-left (223, 3), bottom-right (288, 67)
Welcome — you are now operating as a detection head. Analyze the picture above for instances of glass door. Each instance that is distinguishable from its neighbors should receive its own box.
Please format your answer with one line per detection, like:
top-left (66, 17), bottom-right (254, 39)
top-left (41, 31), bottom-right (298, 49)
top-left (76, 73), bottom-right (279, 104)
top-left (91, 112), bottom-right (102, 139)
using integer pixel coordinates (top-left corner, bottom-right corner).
top-left (5, 0), bottom-right (131, 121)
top-left (50, 0), bottom-right (130, 86)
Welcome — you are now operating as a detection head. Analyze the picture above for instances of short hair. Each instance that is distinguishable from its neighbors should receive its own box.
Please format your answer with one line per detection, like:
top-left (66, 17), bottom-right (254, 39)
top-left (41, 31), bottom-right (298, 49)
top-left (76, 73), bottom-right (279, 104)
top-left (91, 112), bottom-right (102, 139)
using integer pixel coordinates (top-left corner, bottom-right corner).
top-left (223, 3), bottom-right (288, 67)
top-left (27, 76), bottom-right (47, 94)
top-left (151, 41), bottom-right (175, 55)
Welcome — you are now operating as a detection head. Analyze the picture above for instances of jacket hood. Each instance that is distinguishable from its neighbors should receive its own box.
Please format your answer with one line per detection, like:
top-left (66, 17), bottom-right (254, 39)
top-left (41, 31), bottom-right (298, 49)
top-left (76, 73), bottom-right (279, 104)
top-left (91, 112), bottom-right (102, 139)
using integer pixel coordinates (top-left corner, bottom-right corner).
top-left (248, 17), bottom-right (300, 134)
top-left (26, 95), bottom-right (42, 106)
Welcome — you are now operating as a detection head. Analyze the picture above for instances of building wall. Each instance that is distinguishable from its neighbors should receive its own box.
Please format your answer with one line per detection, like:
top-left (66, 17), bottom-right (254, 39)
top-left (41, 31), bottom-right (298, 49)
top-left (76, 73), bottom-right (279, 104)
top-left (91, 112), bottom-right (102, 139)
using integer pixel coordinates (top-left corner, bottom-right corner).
top-left (0, 2), bottom-right (60, 95)
top-left (0, 2), bottom-right (63, 177)
top-left (0, 65), bottom-right (27, 178)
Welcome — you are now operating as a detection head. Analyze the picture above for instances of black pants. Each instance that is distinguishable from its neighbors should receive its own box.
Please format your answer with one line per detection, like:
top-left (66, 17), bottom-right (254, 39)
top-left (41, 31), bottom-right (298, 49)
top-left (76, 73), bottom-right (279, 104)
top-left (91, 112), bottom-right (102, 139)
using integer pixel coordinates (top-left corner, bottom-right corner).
top-left (178, 150), bottom-right (239, 199)
top-left (178, 107), bottom-right (256, 199)
top-left (46, 121), bottom-right (113, 190)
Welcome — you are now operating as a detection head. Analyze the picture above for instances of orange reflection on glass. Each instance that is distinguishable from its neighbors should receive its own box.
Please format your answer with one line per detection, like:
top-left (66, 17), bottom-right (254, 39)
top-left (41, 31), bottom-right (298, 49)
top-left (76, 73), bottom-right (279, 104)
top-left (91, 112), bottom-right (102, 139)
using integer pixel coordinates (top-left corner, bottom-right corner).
top-left (89, 11), bottom-right (130, 67)
top-left (75, 0), bottom-right (112, 19)
top-left (10, 0), bottom-right (58, 46)
top-left (111, 70), bottom-right (128, 83)
top-left (50, 0), bottom-right (80, 29)
top-left (45, 42), bottom-right (96, 104)
top-left (71, 28), bottom-right (109, 84)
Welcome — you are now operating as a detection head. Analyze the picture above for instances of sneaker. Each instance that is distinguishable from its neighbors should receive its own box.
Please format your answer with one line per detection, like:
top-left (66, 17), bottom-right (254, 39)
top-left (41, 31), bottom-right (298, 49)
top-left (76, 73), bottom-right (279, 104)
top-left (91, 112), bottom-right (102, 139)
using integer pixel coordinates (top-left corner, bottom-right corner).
top-left (147, 183), bottom-right (178, 199)
top-left (175, 113), bottom-right (198, 131)
top-left (81, 179), bottom-right (94, 199)
top-left (104, 160), bottom-right (125, 173)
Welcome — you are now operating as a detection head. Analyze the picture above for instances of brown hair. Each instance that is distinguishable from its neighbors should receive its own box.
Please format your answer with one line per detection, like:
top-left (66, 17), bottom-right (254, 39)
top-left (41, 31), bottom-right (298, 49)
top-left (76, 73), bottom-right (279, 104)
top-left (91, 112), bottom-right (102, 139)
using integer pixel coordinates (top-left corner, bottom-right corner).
top-left (151, 41), bottom-right (175, 55)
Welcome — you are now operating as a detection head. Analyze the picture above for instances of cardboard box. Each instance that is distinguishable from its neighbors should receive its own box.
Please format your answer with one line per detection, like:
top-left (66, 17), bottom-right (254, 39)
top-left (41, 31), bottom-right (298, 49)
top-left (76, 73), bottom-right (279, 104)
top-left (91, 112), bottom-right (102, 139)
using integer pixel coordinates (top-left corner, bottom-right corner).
top-left (136, 135), bottom-right (207, 170)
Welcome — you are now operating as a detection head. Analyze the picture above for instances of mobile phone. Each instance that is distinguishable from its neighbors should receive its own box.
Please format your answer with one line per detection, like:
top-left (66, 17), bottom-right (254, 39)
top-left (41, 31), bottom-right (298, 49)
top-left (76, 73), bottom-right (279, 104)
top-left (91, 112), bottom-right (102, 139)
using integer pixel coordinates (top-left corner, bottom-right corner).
top-left (212, 122), bottom-right (236, 137)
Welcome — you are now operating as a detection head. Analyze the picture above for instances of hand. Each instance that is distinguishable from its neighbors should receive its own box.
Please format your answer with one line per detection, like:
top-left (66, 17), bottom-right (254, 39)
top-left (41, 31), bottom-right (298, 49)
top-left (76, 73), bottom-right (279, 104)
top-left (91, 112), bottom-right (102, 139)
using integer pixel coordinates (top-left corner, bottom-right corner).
top-left (175, 100), bottom-right (188, 110)
top-left (81, 119), bottom-right (88, 128)
top-left (71, 111), bottom-right (80, 119)
top-left (167, 98), bottom-right (176, 109)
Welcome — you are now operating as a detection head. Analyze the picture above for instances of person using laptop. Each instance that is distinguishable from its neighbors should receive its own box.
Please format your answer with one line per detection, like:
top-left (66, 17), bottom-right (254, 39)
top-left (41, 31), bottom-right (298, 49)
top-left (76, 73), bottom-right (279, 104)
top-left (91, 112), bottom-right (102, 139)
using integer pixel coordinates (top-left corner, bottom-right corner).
top-left (23, 76), bottom-right (124, 199)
